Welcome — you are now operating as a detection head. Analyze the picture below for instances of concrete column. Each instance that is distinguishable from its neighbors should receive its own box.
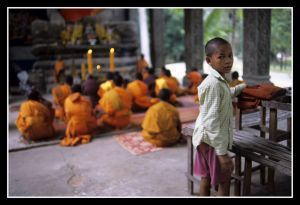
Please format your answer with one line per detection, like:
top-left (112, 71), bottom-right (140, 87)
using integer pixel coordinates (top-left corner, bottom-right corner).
top-left (243, 9), bottom-right (271, 85)
top-left (149, 9), bottom-right (165, 70)
top-left (184, 9), bottom-right (204, 73)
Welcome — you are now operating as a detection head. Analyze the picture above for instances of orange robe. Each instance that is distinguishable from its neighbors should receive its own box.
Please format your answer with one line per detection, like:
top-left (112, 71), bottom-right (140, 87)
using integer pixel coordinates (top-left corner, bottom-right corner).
top-left (127, 80), bottom-right (159, 109)
top-left (187, 71), bottom-right (203, 95)
top-left (52, 84), bottom-right (72, 121)
top-left (155, 77), bottom-right (177, 103)
top-left (136, 59), bottom-right (149, 74)
top-left (54, 60), bottom-right (65, 83)
top-left (61, 93), bottom-right (97, 146)
top-left (98, 87), bottom-right (132, 129)
top-left (141, 101), bottom-right (181, 147)
top-left (16, 100), bottom-right (55, 141)
top-left (97, 80), bottom-right (115, 98)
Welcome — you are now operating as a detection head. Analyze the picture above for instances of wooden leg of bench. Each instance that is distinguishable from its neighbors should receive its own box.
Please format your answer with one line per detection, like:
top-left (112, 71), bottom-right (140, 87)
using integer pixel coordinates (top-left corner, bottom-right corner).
top-left (235, 107), bottom-right (242, 130)
top-left (260, 165), bottom-right (266, 185)
top-left (267, 168), bottom-right (275, 194)
top-left (243, 158), bottom-right (252, 196)
top-left (187, 136), bottom-right (194, 195)
top-left (234, 154), bottom-right (241, 196)
top-left (287, 117), bottom-right (291, 148)
top-left (260, 106), bottom-right (266, 185)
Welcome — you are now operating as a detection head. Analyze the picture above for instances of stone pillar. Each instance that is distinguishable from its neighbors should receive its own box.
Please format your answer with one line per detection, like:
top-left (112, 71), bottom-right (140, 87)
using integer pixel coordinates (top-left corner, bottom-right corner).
top-left (243, 9), bottom-right (271, 85)
top-left (149, 9), bottom-right (165, 70)
top-left (184, 9), bottom-right (204, 73)
top-left (138, 8), bottom-right (152, 67)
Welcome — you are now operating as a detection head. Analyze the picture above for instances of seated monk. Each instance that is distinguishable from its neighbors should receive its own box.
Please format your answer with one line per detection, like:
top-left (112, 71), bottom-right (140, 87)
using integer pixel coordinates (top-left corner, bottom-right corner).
top-left (143, 67), bottom-right (157, 97)
top-left (127, 73), bottom-right (159, 111)
top-left (82, 74), bottom-right (99, 108)
top-left (60, 84), bottom-right (97, 146)
top-left (51, 74), bottom-right (73, 121)
top-left (16, 89), bottom-right (55, 141)
top-left (141, 88), bottom-right (182, 147)
top-left (54, 56), bottom-right (65, 83)
top-left (136, 54), bottom-right (149, 74)
top-left (186, 68), bottom-right (203, 95)
top-left (97, 72), bottom-right (115, 98)
top-left (96, 74), bottom-right (132, 129)
top-left (229, 71), bottom-right (244, 87)
top-left (155, 68), bottom-right (177, 104)
top-left (164, 69), bottom-right (186, 96)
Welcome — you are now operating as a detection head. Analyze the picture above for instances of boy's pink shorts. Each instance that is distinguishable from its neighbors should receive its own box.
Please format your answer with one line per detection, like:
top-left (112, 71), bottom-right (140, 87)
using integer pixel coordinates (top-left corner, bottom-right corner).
top-left (194, 143), bottom-right (231, 187)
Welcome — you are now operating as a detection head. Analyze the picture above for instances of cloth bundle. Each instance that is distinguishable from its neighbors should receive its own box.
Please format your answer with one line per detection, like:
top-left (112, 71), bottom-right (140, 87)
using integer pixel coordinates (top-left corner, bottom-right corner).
top-left (237, 84), bottom-right (286, 109)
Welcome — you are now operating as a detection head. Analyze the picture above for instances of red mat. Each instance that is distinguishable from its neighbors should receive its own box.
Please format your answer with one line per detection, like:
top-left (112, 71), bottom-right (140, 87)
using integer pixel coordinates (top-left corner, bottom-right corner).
top-left (114, 131), bottom-right (162, 155)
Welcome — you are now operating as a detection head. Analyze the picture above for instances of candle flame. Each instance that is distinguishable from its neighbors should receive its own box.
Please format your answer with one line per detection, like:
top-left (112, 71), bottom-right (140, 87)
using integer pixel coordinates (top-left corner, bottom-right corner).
top-left (110, 48), bottom-right (115, 53)
top-left (88, 49), bottom-right (93, 54)
top-left (97, 65), bottom-right (101, 70)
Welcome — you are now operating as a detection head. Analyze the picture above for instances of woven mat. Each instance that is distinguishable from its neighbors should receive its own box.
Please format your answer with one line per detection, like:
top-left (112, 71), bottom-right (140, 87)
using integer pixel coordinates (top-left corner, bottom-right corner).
top-left (114, 131), bottom-right (162, 155)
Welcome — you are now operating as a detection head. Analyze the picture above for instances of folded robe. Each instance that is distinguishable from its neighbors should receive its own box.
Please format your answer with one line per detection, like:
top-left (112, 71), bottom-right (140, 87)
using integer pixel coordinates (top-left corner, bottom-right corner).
top-left (237, 84), bottom-right (286, 109)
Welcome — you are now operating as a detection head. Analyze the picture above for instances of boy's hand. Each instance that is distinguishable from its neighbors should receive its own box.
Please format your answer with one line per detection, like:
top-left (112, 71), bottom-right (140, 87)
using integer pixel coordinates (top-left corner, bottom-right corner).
top-left (217, 154), bottom-right (234, 174)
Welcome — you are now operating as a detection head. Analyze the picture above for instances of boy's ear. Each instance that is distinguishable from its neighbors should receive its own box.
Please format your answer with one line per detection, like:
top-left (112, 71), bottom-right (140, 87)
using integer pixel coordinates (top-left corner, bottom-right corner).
top-left (206, 57), bottom-right (211, 64)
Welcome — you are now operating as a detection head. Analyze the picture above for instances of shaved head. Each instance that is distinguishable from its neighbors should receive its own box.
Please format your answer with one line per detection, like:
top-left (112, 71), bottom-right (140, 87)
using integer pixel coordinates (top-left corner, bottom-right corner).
top-left (205, 37), bottom-right (231, 57)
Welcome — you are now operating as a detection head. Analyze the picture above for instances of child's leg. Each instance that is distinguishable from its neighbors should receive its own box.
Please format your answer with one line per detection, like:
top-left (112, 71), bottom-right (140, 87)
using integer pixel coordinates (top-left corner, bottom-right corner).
top-left (217, 181), bottom-right (231, 196)
top-left (216, 154), bottom-right (233, 196)
top-left (199, 177), bottom-right (211, 196)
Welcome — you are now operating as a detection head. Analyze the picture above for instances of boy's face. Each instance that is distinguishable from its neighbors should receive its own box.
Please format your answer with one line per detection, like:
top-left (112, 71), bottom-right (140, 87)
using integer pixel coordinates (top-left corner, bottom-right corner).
top-left (206, 43), bottom-right (233, 76)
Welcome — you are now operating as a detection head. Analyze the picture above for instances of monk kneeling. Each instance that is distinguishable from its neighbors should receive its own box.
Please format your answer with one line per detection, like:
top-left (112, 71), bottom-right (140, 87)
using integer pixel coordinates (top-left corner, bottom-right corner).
top-left (52, 74), bottom-right (73, 121)
top-left (16, 89), bottom-right (55, 141)
top-left (60, 84), bottom-right (97, 146)
top-left (96, 75), bottom-right (132, 129)
top-left (127, 73), bottom-right (159, 111)
top-left (141, 88), bottom-right (182, 147)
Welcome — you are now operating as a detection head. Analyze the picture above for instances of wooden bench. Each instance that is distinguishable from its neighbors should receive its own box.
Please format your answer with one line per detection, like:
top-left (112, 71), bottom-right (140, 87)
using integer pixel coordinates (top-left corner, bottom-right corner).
top-left (235, 94), bottom-right (291, 193)
top-left (182, 126), bottom-right (291, 196)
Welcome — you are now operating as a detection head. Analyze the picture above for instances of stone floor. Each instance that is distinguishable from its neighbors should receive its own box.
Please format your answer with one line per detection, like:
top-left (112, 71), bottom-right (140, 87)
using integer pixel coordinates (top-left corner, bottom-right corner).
top-left (8, 93), bottom-right (292, 197)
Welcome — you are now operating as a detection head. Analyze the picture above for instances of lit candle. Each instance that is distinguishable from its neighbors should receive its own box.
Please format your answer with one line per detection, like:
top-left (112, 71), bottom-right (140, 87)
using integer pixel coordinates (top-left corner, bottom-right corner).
top-left (87, 49), bottom-right (93, 74)
top-left (109, 48), bottom-right (115, 72)
top-left (97, 64), bottom-right (101, 71)
top-left (81, 63), bottom-right (87, 80)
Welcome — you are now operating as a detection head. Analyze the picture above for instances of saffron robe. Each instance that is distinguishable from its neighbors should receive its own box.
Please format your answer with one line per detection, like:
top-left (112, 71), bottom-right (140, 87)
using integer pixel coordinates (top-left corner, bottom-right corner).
top-left (98, 87), bottom-right (132, 129)
top-left (142, 101), bottom-right (181, 147)
top-left (52, 84), bottom-right (72, 121)
top-left (97, 80), bottom-right (115, 98)
top-left (187, 71), bottom-right (203, 95)
top-left (127, 80), bottom-right (159, 109)
top-left (16, 100), bottom-right (55, 141)
top-left (54, 60), bottom-right (65, 83)
top-left (136, 59), bottom-right (149, 74)
top-left (60, 93), bottom-right (97, 146)
top-left (155, 77), bottom-right (177, 103)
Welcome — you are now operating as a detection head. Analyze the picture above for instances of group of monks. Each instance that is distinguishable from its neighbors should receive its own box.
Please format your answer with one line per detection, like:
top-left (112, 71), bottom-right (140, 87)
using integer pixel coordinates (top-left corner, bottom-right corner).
top-left (16, 56), bottom-right (206, 148)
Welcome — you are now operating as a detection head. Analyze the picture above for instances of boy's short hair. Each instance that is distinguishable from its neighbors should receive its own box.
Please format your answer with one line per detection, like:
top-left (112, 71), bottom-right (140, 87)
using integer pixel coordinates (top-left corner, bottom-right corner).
top-left (158, 88), bottom-right (171, 101)
top-left (231, 71), bottom-right (239, 80)
top-left (205, 37), bottom-right (231, 57)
